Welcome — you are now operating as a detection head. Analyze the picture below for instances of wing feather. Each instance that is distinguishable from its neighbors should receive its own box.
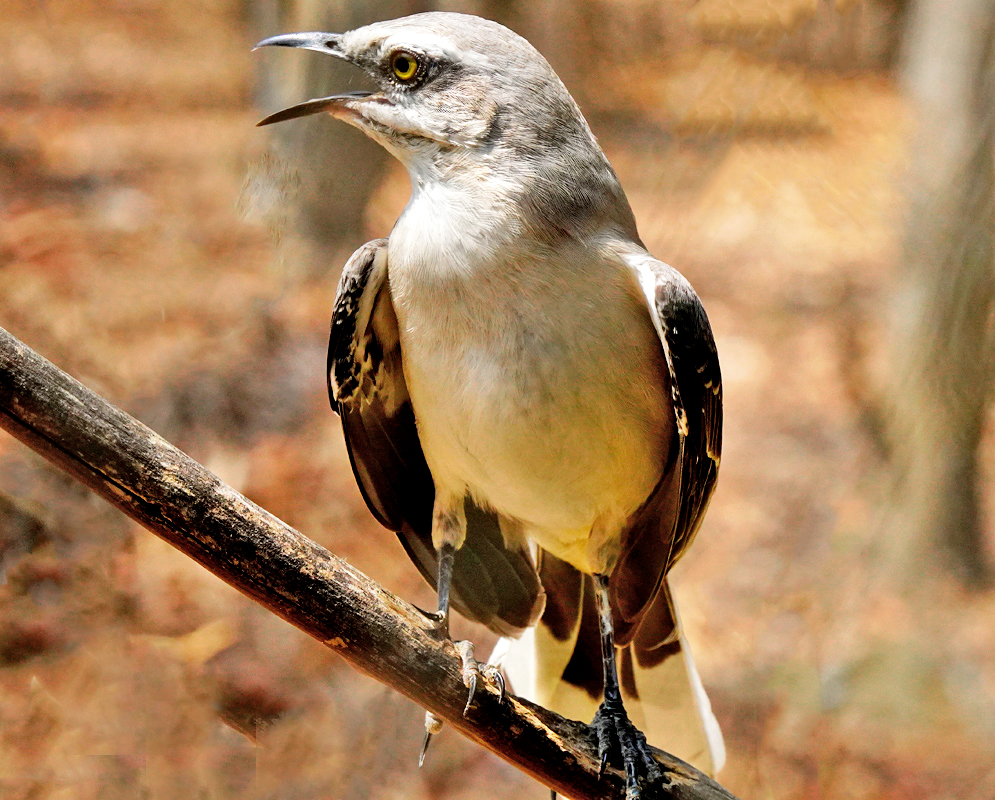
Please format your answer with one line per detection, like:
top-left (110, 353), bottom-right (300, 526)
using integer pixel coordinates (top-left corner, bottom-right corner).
top-left (609, 254), bottom-right (722, 645)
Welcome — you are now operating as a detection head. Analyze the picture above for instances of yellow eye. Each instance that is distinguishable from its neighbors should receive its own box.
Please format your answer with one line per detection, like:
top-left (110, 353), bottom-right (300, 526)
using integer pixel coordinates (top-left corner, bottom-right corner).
top-left (391, 51), bottom-right (419, 82)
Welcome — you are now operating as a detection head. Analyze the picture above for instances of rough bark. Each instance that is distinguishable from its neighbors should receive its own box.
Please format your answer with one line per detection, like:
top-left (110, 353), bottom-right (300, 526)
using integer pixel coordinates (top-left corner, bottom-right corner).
top-left (0, 324), bottom-right (739, 800)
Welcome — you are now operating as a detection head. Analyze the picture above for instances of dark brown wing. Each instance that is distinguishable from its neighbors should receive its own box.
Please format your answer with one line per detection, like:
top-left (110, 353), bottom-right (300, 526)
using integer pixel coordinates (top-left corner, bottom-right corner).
top-left (328, 240), bottom-right (544, 637)
top-left (609, 256), bottom-right (722, 646)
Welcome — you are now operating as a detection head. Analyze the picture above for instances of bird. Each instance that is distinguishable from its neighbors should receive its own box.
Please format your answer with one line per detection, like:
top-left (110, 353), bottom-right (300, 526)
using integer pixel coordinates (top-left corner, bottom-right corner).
top-left (255, 12), bottom-right (724, 797)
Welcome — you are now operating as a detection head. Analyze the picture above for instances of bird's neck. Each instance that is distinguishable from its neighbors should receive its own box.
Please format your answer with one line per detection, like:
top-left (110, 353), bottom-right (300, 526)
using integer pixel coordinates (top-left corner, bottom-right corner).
top-left (389, 167), bottom-right (526, 281)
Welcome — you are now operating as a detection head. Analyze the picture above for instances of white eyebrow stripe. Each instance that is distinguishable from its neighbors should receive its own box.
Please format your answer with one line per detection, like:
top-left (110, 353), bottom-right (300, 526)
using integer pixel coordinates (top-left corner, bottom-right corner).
top-left (379, 32), bottom-right (458, 59)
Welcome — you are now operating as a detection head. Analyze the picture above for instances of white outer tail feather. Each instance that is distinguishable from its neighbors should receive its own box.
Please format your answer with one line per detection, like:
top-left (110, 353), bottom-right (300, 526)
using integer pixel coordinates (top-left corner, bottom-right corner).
top-left (490, 594), bottom-right (725, 777)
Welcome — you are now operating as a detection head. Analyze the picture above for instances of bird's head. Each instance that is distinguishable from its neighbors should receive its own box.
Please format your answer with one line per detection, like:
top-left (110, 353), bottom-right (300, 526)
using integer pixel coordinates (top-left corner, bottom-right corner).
top-left (255, 12), bottom-right (637, 238)
top-left (257, 14), bottom-right (592, 167)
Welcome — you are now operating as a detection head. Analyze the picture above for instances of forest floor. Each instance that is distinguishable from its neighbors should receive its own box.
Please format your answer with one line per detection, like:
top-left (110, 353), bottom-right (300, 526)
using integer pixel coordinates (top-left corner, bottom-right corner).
top-left (1, 1), bottom-right (993, 799)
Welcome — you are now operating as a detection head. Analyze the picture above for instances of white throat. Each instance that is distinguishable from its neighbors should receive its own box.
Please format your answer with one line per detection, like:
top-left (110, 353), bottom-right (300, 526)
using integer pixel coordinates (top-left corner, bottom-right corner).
top-left (388, 161), bottom-right (524, 285)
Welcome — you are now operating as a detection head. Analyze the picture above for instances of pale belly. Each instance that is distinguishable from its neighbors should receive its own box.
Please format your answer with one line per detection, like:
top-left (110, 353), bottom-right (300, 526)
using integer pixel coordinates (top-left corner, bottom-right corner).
top-left (391, 259), bottom-right (672, 574)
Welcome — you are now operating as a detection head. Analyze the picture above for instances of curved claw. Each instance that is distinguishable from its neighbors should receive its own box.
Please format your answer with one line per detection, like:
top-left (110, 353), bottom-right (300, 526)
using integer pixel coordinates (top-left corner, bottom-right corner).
top-left (420, 711), bottom-right (444, 767)
top-left (463, 671), bottom-right (478, 717)
top-left (493, 669), bottom-right (506, 703)
top-left (454, 640), bottom-right (505, 716)
top-left (463, 666), bottom-right (505, 714)
top-left (419, 729), bottom-right (433, 768)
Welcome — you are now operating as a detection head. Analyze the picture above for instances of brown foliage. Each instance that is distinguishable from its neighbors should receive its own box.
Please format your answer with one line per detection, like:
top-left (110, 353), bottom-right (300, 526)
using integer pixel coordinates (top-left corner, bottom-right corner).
top-left (1, 1), bottom-right (993, 799)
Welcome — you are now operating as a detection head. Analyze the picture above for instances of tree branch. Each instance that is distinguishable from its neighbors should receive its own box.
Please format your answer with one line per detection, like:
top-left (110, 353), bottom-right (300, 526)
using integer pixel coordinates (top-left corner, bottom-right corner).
top-left (0, 324), bottom-right (739, 800)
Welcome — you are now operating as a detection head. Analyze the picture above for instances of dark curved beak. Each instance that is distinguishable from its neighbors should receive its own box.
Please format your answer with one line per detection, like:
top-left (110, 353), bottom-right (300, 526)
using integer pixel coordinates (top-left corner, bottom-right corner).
top-left (253, 31), bottom-right (344, 56)
top-left (253, 31), bottom-right (373, 127)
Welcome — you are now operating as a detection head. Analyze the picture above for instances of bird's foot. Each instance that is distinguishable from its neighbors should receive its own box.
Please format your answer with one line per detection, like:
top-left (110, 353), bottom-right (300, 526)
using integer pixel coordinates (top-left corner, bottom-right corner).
top-left (418, 640), bottom-right (505, 768)
top-left (454, 639), bottom-right (506, 715)
top-left (428, 616), bottom-right (505, 713)
top-left (591, 697), bottom-right (664, 800)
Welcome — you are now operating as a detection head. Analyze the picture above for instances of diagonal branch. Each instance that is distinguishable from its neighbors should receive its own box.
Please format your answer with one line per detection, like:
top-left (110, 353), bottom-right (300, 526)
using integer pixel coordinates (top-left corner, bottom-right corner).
top-left (0, 324), bottom-right (739, 800)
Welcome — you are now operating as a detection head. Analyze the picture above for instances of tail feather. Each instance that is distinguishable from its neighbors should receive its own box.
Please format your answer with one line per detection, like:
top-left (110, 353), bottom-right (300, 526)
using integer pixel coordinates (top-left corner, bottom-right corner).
top-left (493, 553), bottom-right (724, 776)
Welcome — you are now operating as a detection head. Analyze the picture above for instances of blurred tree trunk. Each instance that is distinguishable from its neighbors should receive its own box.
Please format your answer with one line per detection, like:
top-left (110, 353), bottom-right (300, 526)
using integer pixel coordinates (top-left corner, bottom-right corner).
top-left (250, 0), bottom-right (430, 260)
top-left (886, 0), bottom-right (995, 586)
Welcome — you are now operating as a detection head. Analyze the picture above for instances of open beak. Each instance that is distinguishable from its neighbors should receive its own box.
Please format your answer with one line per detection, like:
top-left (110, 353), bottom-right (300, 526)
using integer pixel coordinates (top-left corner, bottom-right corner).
top-left (253, 32), bottom-right (374, 127)
top-left (255, 90), bottom-right (373, 127)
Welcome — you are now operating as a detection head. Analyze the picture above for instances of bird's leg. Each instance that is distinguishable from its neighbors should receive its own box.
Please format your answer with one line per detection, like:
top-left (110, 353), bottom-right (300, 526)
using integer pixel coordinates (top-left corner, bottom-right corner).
top-left (590, 574), bottom-right (663, 800)
top-left (427, 496), bottom-right (465, 640)
top-left (421, 534), bottom-right (457, 765)
top-left (434, 540), bottom-right (456, 637)
top-left (434, 540), bottom-right (506, 710)
top-left (421, 498), bottom-right (505, 765)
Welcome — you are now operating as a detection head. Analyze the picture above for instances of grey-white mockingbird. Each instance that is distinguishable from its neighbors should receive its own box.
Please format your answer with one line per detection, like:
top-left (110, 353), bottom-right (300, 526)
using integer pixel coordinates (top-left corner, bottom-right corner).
top-left (256, 12), bottom-right (724, 797)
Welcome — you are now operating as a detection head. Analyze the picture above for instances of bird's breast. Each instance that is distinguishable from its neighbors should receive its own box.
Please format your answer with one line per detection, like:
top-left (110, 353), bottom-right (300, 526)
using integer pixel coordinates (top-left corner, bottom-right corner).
top-left (387, 222), bottom-right (672, 555)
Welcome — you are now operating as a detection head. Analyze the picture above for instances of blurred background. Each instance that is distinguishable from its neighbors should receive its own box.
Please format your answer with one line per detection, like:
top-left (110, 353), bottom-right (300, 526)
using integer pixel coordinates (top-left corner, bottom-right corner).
top-left (1, 0), bottom-right (994, 797)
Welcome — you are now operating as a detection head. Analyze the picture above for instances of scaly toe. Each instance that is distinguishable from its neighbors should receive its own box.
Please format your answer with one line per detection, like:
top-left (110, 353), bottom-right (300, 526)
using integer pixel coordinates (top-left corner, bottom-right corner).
top-left (454, 640), bottom-right (481, 715)
top-left (454, 640), bottom-right (506, 716)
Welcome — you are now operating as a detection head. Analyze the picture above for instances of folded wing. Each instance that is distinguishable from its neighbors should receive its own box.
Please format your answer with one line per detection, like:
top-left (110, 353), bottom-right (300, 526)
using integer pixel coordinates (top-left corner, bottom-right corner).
top-left (609, 253), bottom-right (723, 642)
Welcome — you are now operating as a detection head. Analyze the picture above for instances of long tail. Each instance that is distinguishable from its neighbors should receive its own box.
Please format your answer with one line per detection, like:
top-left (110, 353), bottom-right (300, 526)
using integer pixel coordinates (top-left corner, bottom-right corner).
top-left (492, 555), bottom-right (724, 776)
